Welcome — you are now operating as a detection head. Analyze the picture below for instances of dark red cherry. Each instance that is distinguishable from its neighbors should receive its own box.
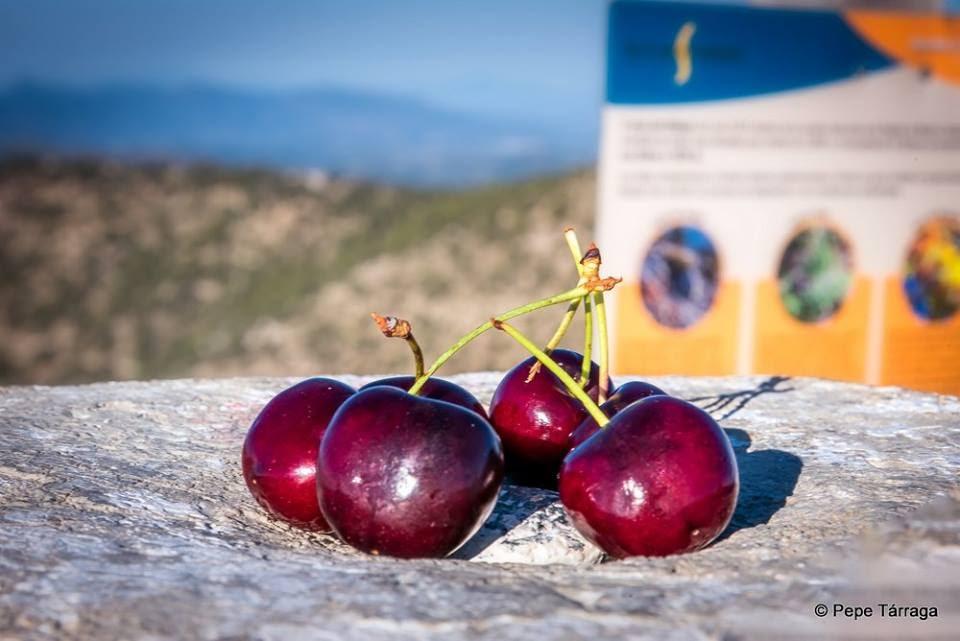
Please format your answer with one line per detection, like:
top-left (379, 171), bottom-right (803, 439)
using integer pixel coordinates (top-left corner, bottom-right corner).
top-left (317, 386), bottom-right (504, 558)
top-left (568, 380), bottom-right (666, 449)
top-left (489, 348), bottom-right (613, 489)
top-left (559, 395), bottom-right (738, 558)
top-left (359, 376), bottom-right (487, 418)
top-left (242, 378), bottom-right (356, 530)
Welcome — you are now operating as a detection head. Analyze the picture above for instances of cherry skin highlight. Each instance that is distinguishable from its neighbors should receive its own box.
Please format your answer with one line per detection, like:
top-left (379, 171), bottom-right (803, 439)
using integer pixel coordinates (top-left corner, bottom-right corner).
top-left (559, 395), bottom-right (738, 558)
top-left (242, 378), bottom-right (356, 530)
top-left (568, 380), bottom-right (666, 450)
top-left (317, 386), bottom-right (504, 558)
top-left (489, 348), bottom-right (612, 489)
top-left (359, 376), bottom-right (487, 418)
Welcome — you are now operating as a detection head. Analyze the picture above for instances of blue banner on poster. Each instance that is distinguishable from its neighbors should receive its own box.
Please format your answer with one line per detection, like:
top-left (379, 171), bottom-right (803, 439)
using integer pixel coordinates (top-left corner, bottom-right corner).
top-left (607, 0), bottom-right (894, 105)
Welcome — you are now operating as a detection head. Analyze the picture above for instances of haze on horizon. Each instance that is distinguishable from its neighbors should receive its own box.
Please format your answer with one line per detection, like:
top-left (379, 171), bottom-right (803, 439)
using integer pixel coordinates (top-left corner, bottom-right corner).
top-left (0, 0), bottom-right (606, 132)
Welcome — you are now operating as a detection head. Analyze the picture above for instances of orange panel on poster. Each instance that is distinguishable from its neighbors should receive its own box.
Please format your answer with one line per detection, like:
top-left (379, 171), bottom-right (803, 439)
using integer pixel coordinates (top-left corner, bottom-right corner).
top-left (753, 276), bottom-right (870, 382)
top-left (880, 277), bottom-right (960, 396)
top-left (845, 12), bottom-right (960, 86)
top-left (615, 281), bottom-right (739, 376)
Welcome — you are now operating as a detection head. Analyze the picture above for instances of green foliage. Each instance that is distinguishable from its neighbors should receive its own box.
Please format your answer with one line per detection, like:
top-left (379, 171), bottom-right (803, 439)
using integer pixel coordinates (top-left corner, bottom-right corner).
top-left (0, 157), bottom-right (592, 384)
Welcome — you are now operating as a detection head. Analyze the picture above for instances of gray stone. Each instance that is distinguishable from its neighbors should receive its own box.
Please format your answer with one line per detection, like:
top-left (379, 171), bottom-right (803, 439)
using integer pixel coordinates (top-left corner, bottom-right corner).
top-left (0, 374), bottom-right (958, 640)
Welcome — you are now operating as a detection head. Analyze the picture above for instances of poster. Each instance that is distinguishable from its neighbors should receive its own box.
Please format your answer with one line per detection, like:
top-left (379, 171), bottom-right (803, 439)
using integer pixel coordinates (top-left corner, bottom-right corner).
top-left (598, 1), bottom-right (960, 394)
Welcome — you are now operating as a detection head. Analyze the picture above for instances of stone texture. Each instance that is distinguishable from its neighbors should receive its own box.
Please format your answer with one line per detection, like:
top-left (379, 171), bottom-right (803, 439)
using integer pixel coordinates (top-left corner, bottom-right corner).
top-left (0, 374), bottom-right (958, 640)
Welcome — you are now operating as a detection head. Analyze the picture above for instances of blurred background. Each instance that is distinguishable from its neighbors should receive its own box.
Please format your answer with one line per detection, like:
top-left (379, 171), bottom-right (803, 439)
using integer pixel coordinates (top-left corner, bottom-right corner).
top-left (0, 0), bottom-right (956, 385)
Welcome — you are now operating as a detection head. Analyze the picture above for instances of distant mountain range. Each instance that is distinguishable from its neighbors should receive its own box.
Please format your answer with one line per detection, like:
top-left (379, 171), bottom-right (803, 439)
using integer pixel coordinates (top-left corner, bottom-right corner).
top-left (0, 82), bottom-right (597, 186)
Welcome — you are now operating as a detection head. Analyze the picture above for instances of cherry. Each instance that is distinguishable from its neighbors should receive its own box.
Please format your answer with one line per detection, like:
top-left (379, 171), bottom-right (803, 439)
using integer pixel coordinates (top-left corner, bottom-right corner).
top-left (242, 378), bottom-right (356, 530)
top-left (489, 348), bottom-right (612, 488)
top-left (317, 386), bottom-right (504, 558)
top-left (568, 380), bottom-right (666, 449)
top-left (359, 376), bottom-right (487, 418)
top-left (559, 395), bottom-right (738, 558)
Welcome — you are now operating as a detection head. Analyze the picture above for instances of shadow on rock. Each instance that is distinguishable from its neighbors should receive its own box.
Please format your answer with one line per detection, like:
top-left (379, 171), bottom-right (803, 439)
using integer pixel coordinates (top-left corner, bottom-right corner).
top-left (718, 428), bottom-right (803, 541)
top-left (689, 376), bottom-right (794, 421)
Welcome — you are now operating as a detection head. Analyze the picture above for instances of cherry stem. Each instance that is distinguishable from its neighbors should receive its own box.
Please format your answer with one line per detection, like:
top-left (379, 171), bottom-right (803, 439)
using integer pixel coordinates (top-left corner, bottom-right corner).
top-left (540, 228), bottom-right (587, 354)
top-left (580, 295), bottom-right (592, 386)
top-left (406, 336), bottom-right (425, 378)
top-left (370, 313), bottom-right (425, 377)
top-left (594, 291), bottom-right (610, 403)
top-left (525, 228), bottom-right (587, 384)
top-left (494, 320), bottom-right (609, 428)
top-left (525, 298), bottom-right (580, 384)
top-left (563, 227), bottom-right (584, 274)
top-left (408, 286), bottom-right (591, 396)
top-left (543, 299), bottom-right (580, 354)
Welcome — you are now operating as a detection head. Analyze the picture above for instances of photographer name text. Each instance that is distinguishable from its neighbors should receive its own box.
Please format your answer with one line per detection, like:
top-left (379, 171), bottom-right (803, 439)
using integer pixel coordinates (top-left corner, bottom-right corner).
top-left (814, 603), bottom-right (939, 620)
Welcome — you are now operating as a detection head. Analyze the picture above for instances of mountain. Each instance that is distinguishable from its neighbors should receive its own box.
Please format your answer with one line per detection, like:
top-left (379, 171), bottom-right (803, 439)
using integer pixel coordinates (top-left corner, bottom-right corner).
top-left (0, 82), bottom-right (597, 187)
top-left (0, 156), bottom-right (598, 385)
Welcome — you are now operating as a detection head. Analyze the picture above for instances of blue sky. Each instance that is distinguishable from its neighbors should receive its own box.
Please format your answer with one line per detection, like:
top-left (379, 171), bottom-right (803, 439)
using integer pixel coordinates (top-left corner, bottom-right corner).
top-left (3, 0), bottom-right (957, 148)
top-left (0, 0), bottom-right (608, 129)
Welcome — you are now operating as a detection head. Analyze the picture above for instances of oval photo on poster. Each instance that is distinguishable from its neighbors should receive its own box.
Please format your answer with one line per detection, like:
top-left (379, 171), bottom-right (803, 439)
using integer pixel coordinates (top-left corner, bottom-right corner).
top-left (903, 216), bottom-right (960, 322)
top-left (640, 225), bottom-right (719, 329)
top-left (777, 226), bottom-right (853, 324)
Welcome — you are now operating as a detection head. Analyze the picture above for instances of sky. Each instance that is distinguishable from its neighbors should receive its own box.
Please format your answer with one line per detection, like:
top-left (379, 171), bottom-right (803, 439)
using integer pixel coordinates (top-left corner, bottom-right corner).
top-left (0, 0), bottom-right (608, 129)
top-left (2, 0), bottom-right (957, 135)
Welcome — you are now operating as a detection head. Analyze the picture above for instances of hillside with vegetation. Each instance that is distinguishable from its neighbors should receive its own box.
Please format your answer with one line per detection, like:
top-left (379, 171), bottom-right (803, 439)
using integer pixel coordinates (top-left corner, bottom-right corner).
top-left (0, 156), bottom-right (597, 385)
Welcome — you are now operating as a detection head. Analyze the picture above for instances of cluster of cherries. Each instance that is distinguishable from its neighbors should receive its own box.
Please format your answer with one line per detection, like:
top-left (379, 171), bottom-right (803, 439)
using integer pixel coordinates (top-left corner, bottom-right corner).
top-left (242, 229), bottom-right (739, 559)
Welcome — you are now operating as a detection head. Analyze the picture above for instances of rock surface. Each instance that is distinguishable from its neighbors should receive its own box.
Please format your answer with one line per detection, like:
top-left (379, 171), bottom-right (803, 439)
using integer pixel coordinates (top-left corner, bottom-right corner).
top-left (0, 374), bottom-right (958, 640)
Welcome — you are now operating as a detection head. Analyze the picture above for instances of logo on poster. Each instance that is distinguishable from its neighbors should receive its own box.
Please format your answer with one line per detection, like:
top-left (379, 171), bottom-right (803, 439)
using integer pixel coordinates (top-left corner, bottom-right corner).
top-left (673, 21), bottom-right (696, 85)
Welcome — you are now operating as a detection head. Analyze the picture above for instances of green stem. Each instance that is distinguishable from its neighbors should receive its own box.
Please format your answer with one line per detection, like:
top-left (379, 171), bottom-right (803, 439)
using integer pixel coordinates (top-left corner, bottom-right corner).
top-left (564, 228), bottom-right (584, 275)
top-left (539, 227), bottom-right (586, 354)
top-left (594, 291), bottom-right (610, 403)
top-left (580, 295), bottom-right (592, 386)
top-left (527, 298), bottom-right (582, 383)
top-left (405, 335), bottom-right (425, 379)
top-left (408, 286), bottom-right (590, 395)
top-left (544, 299), bottom-right (580, 353)
top-left (495, 321), bottom-right (608, 427)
